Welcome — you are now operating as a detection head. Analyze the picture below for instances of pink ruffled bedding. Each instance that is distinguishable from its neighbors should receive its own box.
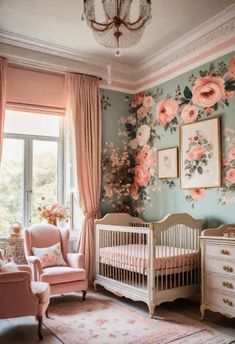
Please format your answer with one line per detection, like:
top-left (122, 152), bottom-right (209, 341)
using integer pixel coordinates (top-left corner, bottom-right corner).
top-left (100, 245), bottom-right (198, 271)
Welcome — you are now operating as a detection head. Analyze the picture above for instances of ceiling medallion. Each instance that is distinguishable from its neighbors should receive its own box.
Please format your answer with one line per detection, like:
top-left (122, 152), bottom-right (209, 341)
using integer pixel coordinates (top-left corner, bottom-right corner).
top-left (83, 0), bottom-right (151, 57)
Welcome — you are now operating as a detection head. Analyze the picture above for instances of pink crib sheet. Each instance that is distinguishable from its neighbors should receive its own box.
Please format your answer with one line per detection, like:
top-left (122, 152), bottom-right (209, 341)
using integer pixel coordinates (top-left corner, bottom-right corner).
top-left (99, 245), bottom-right (198, 271)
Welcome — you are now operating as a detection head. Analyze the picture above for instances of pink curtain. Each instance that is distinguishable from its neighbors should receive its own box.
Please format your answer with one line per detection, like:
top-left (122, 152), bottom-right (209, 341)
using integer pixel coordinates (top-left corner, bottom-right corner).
top-left (0, 58), bottom-right (7, 162)
top-left (65, 73), bottom-right (101, 282)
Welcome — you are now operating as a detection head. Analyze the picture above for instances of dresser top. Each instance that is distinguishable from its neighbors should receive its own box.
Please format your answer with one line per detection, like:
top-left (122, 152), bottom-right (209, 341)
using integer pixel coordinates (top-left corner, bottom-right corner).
top-left (201, 224), bottom-right (235, 240)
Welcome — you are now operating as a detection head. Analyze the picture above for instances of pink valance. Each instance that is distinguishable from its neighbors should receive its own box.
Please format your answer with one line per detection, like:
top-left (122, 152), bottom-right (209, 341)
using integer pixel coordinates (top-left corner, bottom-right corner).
top-left (6, 66), bottom-right (66, 115)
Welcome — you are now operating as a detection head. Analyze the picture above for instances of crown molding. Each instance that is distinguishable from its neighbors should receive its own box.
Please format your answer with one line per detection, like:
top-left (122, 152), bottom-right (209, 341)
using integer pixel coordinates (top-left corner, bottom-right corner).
top-left (0, 27), bottom-right (133, 82)
top-left (134, 4), bottom-right (235, 83)
top-left (0, 41), bottom-right (135, 89)
top-left (134, 41), bottom-right (235, 92)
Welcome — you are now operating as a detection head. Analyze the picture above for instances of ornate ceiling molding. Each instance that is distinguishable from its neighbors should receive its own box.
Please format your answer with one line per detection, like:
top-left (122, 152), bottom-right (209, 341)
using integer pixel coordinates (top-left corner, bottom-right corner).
top-left (0, 28), bottom-right (133, 82)
top-left (134, 5), bottom-right (235, 83)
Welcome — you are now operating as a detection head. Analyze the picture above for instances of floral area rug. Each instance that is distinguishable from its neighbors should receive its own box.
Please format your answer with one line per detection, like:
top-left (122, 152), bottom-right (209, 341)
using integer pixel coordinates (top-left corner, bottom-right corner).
top-left (43, 292), bottom-right (234, 344)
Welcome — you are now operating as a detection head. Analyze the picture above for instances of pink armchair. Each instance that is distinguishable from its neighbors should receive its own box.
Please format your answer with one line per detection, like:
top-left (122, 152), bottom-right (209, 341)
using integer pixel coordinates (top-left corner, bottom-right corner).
top-left (0, 265), bottom-right (50, 340)
top-left (24, 224), bottom-right (88, 298)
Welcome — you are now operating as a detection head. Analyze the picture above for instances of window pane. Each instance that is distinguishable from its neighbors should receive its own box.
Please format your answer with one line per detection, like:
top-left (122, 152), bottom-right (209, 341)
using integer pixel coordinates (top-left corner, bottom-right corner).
top-left (4, 110), bottom-right (60, 137)
top-left (31, 140), bottom-right (58, 224)
top-left (0, 139), bottom-right (24, 233)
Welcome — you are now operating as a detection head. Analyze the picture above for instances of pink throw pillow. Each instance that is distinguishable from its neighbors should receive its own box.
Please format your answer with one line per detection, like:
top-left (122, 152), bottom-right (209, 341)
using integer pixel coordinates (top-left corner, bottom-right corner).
top-left (32, 242), bottom-right (67, 268)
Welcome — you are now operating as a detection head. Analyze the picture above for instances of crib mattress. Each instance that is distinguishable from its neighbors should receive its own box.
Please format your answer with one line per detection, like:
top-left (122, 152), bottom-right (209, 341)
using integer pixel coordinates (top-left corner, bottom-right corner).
top-left (99, 244), bottom-right (198, 271)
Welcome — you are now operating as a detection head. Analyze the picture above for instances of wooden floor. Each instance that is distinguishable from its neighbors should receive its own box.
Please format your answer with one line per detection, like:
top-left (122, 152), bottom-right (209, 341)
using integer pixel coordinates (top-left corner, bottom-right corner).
top-left (1, 289), bottom-right (235, 344)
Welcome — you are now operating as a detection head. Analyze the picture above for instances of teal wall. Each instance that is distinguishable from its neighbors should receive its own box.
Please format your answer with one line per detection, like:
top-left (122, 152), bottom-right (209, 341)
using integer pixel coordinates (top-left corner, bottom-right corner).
top-left (101, 51), bottom-right (235, 227)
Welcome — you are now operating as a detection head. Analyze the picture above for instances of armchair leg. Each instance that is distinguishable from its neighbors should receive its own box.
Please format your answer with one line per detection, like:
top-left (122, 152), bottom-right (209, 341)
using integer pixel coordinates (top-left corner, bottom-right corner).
top-left (46, 307), bottom-right (50, 319)
top-left (36, 315), bottom-right (43, 340)
top-left (82, 290), bottom-right (87, 301)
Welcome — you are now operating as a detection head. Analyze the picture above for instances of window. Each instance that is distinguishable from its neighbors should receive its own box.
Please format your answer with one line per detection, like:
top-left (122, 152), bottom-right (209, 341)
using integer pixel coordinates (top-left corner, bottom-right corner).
top-left (0, 110), bottom-right (63, 234)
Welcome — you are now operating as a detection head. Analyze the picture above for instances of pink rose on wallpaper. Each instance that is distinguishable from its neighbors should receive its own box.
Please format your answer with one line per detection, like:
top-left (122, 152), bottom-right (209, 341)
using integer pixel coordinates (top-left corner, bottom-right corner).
top-left (205, 107), bottom-right (214, 115)
top-left (187, 145), bottom-right (205, 161)
top-left (136, 124), bottom-right (151, 146)
top-left (181, 105), bottom-right (198, 124)
top-left (136, 156), bottom-right (154, 169)
top-left (134, 165), bottom-right (151, 187)
top-left (104, 186), bottom-right (113, 198)
top-left (190, 188), bottom-right (206, 200)
top-left (137, 106), bottom-right (148, 119)
top-left (130, 183), bottom-right (139, 200)
top-left (143, 95), bottom-right (154, 109)
top-left (228, 147), bottom-right (235, 162)
top-left (129, 138), bottom-right (138, 149)
top-left (136, 145), bottom-right (153, 166)
top-left (226, 168), bottom-right (235, 183)
top-left (156, 99), bottom-right (178, 126)
top-left (142, 144), bottom-right (153, 160)
top-left (228, 57), bottom-right (235, 79)
top-left (132, 91), bottom-right (145, 107)
top-left (192, 76), bottom-right (225, 107)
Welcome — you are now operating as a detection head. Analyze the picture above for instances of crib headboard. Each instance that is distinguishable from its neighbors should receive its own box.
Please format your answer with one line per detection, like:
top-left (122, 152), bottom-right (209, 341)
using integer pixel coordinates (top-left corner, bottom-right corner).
top-left (95, 213), bottom-right (151, 228)
top-left (153, 213), bottom-right (203, 249)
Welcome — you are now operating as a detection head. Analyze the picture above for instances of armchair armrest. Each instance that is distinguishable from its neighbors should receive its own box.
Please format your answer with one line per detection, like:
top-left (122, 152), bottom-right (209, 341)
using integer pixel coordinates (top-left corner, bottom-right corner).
top-left (67, 253), bottom-right (85, 269)
top-left (18, 265), bottom-right (32, 278)
top-left (0, 270), bottom-right (31, 284)
top-left (26, 256), bottom-right (43, 281)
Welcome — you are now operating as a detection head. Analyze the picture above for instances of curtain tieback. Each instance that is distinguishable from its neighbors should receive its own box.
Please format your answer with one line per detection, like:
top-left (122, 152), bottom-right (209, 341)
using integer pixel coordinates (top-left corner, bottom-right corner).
top-left (84, 208), bottom-right (99, 219)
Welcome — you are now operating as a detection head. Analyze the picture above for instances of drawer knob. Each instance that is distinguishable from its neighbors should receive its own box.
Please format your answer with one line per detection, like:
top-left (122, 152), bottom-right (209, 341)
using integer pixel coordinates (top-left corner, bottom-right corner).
top-left (220, 249), bottom-right (230, 256)
top-left (223, 265), bottom-right (234, 273)
top-left (222, 281), bottom-right (234, 289)
top-left (223, 298), bottom-right (233, 307)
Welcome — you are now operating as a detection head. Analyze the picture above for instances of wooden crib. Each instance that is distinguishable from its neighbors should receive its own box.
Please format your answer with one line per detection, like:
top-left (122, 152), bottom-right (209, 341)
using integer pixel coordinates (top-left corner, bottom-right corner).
top-left (94, 213), bottom-right (202, 317)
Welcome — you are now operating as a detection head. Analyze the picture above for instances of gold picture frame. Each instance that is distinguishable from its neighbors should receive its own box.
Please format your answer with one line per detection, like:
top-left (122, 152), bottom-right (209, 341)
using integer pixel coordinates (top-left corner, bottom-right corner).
top-left (180, 117), bottom-right (221, 189)
top-left (158, 146), bottom-right (178, 179)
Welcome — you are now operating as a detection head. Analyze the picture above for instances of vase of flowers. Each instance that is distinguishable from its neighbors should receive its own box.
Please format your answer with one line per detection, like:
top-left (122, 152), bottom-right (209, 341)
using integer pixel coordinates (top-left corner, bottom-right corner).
top-left (37, 197), bottom-right (69, 226)
top-left (47, 217), bottom-right (58, 226)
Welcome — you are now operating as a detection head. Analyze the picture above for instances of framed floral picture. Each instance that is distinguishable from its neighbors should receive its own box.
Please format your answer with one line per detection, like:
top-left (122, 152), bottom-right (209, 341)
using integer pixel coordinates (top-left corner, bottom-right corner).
top-left (158, 147), bottom-right (178, 179)
top-left (180, 117), bottom-right (221, 189)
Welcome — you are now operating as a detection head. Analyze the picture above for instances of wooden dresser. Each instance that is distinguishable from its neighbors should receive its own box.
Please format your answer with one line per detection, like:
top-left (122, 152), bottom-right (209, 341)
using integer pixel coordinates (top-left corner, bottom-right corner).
top-left (200, 224), bottom-right (235, 319)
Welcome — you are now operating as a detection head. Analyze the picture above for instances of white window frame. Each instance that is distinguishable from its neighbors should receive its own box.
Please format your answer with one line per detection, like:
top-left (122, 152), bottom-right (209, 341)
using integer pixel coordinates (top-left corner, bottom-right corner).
top-left (3, 117), bottom-right (64, 227)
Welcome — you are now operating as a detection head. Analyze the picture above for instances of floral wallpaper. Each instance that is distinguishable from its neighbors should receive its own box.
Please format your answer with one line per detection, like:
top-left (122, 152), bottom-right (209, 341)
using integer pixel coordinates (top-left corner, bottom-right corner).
top-left (101, 51), bottom-right (235, 227)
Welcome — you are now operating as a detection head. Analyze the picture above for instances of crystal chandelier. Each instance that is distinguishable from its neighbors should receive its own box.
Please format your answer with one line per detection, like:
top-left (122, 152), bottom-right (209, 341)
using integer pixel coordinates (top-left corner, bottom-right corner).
top-left (83, 0), bottom-right (151, 56)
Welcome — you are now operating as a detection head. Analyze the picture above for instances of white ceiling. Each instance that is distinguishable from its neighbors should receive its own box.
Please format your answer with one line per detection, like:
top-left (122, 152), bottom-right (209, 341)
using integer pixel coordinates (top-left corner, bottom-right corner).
top-left (0, 0), bottom-right (234, 65)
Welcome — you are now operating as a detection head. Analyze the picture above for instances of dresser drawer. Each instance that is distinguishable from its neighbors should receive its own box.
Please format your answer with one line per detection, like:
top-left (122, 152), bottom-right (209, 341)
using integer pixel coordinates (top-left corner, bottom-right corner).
top-left (205, 243), bottom-right (235, 259)
top-left (206, 274), bottom-right (235, 294)
top-left (206, 290), bottom-right (235, 313)
top-left (205, 258), bottom-right (235, 277)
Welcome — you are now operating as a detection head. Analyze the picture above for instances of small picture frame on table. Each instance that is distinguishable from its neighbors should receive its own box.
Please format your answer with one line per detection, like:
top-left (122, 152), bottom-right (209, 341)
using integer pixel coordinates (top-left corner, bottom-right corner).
top-left (158, 147), bottom-right (178, 179)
